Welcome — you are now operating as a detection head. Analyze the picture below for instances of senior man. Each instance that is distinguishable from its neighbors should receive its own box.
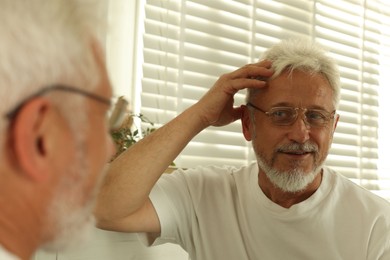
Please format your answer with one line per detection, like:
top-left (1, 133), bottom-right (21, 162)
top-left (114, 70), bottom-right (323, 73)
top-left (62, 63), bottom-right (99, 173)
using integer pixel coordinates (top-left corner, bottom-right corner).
top-left (96, 38), bottom-right (390, 260)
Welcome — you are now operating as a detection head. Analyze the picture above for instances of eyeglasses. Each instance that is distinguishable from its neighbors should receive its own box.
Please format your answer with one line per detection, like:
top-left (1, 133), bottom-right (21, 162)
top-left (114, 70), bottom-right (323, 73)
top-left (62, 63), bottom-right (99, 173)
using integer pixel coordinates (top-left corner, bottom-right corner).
top-left (247, 102), bottom-right (336, 128)
top-left (4, 85), bottom-right (129, 131)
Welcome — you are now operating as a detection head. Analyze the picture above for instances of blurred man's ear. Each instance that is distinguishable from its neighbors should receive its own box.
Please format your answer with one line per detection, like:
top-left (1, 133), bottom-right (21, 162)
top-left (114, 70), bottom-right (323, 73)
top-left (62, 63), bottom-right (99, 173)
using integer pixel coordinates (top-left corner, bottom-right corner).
top-left (11, 98), bottom-right (54, 182)
top-left (241, 105), bottom-right (253, 141)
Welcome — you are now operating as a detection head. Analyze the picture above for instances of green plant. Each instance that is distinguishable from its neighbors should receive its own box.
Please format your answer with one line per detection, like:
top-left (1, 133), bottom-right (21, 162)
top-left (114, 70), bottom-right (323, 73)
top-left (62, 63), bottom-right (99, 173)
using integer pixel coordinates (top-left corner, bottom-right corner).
top-left (109, 97), bottom-right (175, 166)
top-left (110, 113), bottom-right (156, 160)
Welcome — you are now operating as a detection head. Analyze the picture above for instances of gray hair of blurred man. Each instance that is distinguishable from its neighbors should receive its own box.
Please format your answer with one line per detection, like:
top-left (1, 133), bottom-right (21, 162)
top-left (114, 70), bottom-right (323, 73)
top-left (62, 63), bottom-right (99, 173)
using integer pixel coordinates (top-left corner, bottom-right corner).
top-left (0, 0), bottom-right (107, 145)
top-left (246, 38), bottom-right (341, 109)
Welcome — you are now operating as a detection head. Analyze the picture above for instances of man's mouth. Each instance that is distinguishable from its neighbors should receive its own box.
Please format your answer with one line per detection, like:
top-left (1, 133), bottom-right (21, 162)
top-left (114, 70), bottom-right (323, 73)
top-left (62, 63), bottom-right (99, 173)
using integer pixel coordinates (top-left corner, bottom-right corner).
top-left (285, 150), bottom-right (311, 155)
top-left (278, 150), bottom-right (314, 159)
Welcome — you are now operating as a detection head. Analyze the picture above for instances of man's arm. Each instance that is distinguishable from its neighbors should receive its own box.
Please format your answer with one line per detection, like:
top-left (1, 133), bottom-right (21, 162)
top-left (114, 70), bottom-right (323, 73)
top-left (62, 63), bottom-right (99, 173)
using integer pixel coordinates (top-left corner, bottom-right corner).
top-left (94, 60), bottom-right (273, 233)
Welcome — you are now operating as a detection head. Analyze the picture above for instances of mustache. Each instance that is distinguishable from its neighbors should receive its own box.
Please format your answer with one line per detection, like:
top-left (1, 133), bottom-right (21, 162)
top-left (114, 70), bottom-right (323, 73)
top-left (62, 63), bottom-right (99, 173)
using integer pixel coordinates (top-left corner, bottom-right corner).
top-left (276, 142), bottom-right (318, 153)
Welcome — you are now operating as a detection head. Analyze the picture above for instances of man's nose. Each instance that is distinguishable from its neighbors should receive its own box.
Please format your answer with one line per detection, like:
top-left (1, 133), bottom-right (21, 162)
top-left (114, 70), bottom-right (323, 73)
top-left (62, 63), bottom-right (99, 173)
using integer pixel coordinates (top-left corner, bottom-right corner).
top-left (287, 113), bottom-right (310, 143)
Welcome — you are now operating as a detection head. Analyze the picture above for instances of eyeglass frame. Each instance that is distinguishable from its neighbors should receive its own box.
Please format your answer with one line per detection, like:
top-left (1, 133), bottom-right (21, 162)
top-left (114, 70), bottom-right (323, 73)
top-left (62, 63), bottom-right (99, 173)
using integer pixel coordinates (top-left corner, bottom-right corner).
top-left (246, 102), bottom-right (337, 128)
top-left (4, 84), bottom-right (128, 131)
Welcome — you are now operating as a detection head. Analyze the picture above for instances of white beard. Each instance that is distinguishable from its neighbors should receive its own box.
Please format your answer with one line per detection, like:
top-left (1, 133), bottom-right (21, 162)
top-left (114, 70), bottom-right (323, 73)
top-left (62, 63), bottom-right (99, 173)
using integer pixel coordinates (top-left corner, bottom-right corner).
top-left (40, 139), bottom-right (106, 252)
top-left (40, 197), bottom-right (97, 252)
top-left (254, 141), bottom-right (323, 193)
top-left (257, 154), bottom-right (321, 193)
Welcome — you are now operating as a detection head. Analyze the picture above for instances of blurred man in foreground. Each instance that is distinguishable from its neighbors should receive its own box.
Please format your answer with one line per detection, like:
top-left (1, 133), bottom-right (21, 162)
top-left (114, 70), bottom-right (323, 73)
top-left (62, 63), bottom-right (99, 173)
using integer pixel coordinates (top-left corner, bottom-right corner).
top-left (0, 0), bottom-right (119, 259)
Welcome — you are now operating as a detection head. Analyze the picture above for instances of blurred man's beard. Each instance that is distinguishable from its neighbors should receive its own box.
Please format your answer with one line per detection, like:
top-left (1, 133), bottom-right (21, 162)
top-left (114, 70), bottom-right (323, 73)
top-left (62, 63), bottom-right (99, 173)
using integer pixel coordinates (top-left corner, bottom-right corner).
top-left (40, 140), bottom-right (105, 252)
top-left (41, 199), bottom-right (96, 252)
top-left (255, 142), bottom-right (323, 193)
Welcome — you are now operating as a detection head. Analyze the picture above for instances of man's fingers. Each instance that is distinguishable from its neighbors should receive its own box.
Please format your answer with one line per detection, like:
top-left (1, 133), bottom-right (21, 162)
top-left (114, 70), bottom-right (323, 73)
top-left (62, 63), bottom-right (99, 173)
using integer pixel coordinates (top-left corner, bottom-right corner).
top-left (229, 62), bottom-right (274, 81)
top-left (227, 78), bottom-right (267, 93)
top-left (255, 59), bottom-right (272, 68)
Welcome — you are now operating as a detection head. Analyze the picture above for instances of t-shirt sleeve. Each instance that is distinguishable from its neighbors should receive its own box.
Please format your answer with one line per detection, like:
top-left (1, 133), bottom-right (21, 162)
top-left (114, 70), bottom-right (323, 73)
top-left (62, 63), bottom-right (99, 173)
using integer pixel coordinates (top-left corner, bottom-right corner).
top-left (139, 169), bottom-right (197, 248)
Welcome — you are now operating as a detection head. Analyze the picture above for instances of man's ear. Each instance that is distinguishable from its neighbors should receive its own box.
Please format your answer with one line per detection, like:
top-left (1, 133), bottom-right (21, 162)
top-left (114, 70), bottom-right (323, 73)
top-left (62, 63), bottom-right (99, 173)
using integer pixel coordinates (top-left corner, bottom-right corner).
top-left (10, 98), bottom-right (53, 182)
top-left (330, 113), bottom-right (340, 137)
top-left (241, 105), bottom-right (253, 141)
top-left (333, 114), bottom-right (340, 132)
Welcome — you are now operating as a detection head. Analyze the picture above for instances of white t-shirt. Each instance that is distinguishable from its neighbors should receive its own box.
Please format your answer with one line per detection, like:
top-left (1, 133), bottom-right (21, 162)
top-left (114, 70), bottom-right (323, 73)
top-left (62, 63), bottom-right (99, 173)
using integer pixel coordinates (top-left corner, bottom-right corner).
top-left (0, 245), bottom-right (19, 260)
top-left (147, 163), bottom-right (390, 260)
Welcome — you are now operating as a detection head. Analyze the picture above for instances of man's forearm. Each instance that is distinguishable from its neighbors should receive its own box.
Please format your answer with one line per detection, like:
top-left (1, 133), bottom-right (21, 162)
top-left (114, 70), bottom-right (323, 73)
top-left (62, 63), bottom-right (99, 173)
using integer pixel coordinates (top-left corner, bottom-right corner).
top-left (95, 60), bottom-right (273, 223)
top-left (95, 105), bottom-right (207, 221)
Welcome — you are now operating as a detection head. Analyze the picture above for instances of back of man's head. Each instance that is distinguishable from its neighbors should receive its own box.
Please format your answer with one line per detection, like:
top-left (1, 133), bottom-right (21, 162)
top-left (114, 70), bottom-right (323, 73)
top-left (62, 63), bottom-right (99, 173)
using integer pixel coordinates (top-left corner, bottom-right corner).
top-left (0, 1), bottom-right (110, 259)
top-left (0, 0), bottom-right (106, 137)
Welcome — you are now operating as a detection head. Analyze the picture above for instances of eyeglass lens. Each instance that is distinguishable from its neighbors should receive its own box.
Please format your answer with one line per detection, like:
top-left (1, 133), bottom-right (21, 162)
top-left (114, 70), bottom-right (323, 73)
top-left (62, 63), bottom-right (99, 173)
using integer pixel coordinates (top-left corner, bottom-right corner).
top-left (109, 96), bottom-right (129, 130)
top-left (268, 107), bottom-right (333, 127)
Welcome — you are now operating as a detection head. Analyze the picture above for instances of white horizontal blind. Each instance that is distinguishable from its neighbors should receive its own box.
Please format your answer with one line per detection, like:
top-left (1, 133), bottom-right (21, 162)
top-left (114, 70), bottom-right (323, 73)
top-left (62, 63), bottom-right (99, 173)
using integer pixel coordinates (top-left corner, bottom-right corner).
top-left (374, 0), bottom-right (390, 199)
top-left (138, 0), bottom-right (390, 198)
top-left (141, 0), bottom-right (255, 167)
top-left (312, 0), bottom-right (390, 199)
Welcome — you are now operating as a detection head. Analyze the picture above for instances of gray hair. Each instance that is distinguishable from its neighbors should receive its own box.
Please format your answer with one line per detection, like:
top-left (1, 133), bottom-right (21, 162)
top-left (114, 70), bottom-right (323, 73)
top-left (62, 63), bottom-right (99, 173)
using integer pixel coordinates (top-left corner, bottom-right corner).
top-left (0, 0), bottom-right (107, 139)
top-left (247, 38), bottom-right (340, 108)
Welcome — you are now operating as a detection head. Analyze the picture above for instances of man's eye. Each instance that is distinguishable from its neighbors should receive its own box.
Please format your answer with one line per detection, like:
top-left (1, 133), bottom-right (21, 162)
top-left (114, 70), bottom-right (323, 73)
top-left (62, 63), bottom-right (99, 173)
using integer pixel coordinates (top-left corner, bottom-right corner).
top-left (272, 109), bottom-right (292, 118)
top-left (307, 111), bottom-right (326, 120)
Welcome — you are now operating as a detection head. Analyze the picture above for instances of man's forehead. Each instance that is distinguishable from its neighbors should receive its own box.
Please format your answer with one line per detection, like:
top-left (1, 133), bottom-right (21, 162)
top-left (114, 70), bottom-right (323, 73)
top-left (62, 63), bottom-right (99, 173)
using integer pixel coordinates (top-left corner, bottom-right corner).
top-left (251, 71), bottom-right (333, 106)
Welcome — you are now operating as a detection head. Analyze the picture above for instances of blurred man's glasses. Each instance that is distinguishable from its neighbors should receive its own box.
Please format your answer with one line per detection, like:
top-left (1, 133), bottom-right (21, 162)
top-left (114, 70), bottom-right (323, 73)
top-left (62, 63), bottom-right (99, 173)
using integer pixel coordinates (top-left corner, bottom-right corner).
top-left (4, 85), bottom-right (129, 131)
top-left (247, 102), bottom-right (336, 128)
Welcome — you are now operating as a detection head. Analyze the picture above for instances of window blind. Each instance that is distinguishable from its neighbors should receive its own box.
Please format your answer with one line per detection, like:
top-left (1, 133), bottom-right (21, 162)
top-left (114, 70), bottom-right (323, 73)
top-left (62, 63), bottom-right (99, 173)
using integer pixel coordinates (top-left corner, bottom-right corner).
top-left (134, 0), bottom-right (390, 199)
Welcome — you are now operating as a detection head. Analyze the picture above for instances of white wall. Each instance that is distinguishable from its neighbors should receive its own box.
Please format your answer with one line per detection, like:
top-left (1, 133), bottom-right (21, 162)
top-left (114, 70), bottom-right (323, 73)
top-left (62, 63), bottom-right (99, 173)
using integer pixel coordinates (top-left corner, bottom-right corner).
top-left (33, 228), bottom-right (188, 260)
top-left (105, 0), bottom-right (138, 101)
